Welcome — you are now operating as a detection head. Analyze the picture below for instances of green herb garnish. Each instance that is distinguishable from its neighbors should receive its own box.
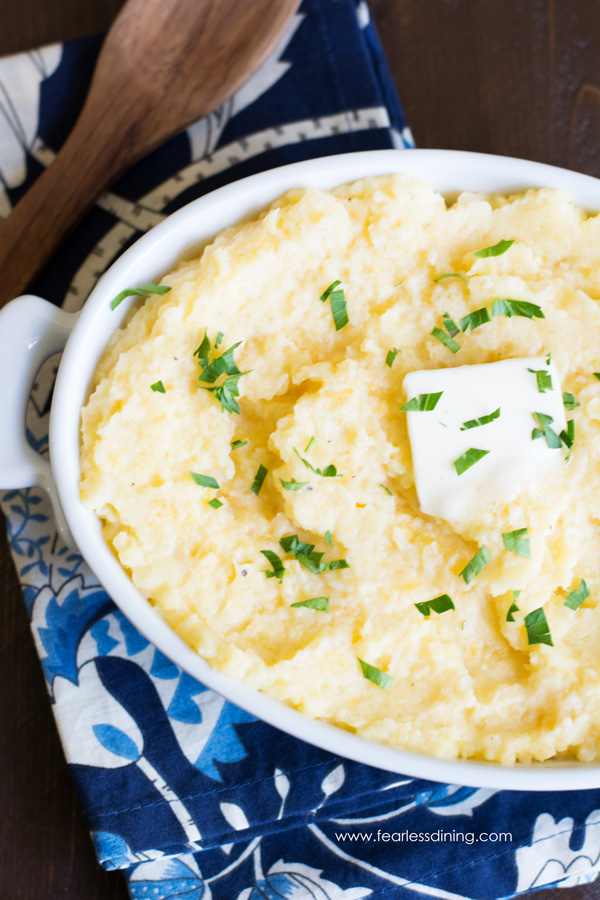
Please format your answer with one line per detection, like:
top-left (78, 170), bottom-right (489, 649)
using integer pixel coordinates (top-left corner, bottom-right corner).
top-left (194, 330), bottom-right (212, 367)
top-left (280, 478), bottom-right (308, 491)
top-left (279, 534), bottom-right (347, 573)
top-left (594, 373), bottom-right (600, 381)
top-left (532, 412), bottom-right (561, 449)
top-left (380, 484), bottom-right (393, 495)
top-left (415, 594), bottom-right (455, 616)
top-left (431, 326), bottom-right (460, 354)
top-left (386, 348), bottom-right (399, 368)
top-left (291, 596), bottom-right (329, 611)
top-left (502, 528), bottom-right (530, 558)
top-left (320, 281), bottom-right (349, 331)
top-left (231, 439), bottom-right (248, 450)
top-left (196, 337), bottom-right (251, 415)
top-left (207, 498), bottom-right (223, 509)
top-left (199, 341), bottom-right (241, 383)
top-left (401, 392), bottom-right (443, 412)
top-left (150, 380), bottom-right (166, 393)
top-left (459, 546), bottom-right (491, 585)
top-left (261, 550), bottom-right (285, 582)
top-left (562, 392), bottom-right (580, 410)
top-left (280, 534), bottom-right (326, 574)
top-left (564, 579), bottom-right (589, 611)
top-left (215, 331), bottom-right (223, 347)
top-left (528, 368), bottom-right (553, 393)
top-left (111, 283), bottom-right (171, 310)
top-left (461, 307), bottom-right (491, 333)
top-left (190, 472), bottom-right (219, 489)
top-left (358, 658), bottom-right (393, 690)
top-left (442, 312), bottom-right (460, 337)
top-left (560, 419), bottom-right (575, 450)
top-left (507, 590), bottom-right (521, 622)
top-left (328, 559), bottom-right (349, 570)
top-left (304, 436), bottom-right (316, 454)
top-left (460, 408), bottom-right (500, 430)
top-left (293, 447), bottom-right (341, 477)
top-left (524, 607), bottom-right (553, 646)
top-left (491, 298), bottom-right (544, 319)
top-left (251, 464), bottom-right (268, 496)
top-left (434, 273), bottom-right (469, 286)
top-left (474, 239), bottom-right (514, 258)
top-left (453, 448), bottom-right (490, 475)
top-left (325, 530), bottom-right (333, 546)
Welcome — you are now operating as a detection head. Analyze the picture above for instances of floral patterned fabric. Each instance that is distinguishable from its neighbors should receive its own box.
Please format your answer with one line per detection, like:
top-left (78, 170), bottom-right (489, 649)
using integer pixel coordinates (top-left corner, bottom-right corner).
top-left (1, 1), bottom-right (600, 897)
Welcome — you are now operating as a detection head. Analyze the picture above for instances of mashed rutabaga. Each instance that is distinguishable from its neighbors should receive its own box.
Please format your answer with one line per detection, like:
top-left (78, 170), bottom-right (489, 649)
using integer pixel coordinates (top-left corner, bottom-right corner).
top-left (80, 175), bottom-right (600, 765)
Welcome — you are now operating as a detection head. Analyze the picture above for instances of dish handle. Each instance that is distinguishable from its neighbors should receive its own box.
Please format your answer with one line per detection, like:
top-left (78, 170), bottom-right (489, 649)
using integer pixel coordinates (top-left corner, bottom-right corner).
top-left (0, 295), bottom-right (77, 546)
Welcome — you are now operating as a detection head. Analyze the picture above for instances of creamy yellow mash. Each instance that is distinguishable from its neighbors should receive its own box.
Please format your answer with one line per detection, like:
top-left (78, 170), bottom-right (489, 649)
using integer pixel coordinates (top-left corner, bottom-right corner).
top-left (80, 175), bottom-right (600, 765)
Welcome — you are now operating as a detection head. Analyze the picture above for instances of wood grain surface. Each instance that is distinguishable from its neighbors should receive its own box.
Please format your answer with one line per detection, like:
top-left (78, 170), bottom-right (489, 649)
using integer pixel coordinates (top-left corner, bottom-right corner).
top-left (1, 0), bottom-right (600, 897)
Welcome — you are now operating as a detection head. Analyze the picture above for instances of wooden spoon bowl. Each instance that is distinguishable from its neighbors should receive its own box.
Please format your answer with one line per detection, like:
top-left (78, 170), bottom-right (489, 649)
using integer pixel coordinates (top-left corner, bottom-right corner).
top-left (0, 0), bottom-right (300, 307)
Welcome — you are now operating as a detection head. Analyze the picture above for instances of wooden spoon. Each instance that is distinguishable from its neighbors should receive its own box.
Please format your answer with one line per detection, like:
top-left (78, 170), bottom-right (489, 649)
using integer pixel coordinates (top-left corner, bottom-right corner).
top-left (0, 0), bottom-right (300, 307)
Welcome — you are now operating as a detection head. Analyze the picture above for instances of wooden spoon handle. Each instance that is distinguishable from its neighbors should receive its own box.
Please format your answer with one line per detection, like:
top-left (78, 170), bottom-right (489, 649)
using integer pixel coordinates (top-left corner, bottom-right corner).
top-left (0, 112), bottom-right (131, 307)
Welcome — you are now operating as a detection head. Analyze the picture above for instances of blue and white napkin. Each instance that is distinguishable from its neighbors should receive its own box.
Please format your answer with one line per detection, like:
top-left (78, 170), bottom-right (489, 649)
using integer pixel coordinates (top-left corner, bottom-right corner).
top-left (2, 1), bottom-right (600, 897)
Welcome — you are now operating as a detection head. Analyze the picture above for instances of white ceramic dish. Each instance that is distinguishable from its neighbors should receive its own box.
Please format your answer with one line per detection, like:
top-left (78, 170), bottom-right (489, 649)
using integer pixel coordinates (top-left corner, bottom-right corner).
top-left (3, 148), bottom-right (600, 791)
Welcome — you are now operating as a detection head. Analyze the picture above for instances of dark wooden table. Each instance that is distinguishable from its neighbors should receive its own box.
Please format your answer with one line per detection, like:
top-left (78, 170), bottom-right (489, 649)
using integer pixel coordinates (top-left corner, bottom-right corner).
top-left (1, 0), bottom-right (600, 897)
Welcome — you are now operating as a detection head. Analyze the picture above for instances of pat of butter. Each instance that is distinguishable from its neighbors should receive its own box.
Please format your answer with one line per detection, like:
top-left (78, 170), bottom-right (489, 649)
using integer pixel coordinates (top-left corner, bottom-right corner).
top-left (403, 358), bottom-right (567, 522)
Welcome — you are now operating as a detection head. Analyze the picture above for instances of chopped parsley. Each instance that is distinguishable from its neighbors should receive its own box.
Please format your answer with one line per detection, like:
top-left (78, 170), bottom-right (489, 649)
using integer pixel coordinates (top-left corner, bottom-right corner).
top-left (562, 392), bottom-right (580, 410)
top-left (207, 498), bottom-right (223, 509)
top-left (194, 330), bottom-right (211, 367)
top-left (433, 273), bottom-right (469, 286)
top-left (401, 392), bottom-right (443, 412)
top-left (524, 607), bottom-right (553, 646)
top-left (294, 447), bottom-right (341, 477)
top-left (386, 348), bottom-right (400, 368)
top-left (261, 550), bottom-right (285, 582)
top-left (507, 590), bottom-right (521, 622)
top-left (491, 298), bottom-right (545, 319)
top-left (231, 439), bottom-right (248, 450)
top-left (459, 546), bottom-right (491, 584)
top-left (196, 334), bottom-right (251, 415)
top-left (150, 380), bottom-right (166, 393)
top-left (474, 239), bottom-right (514, 258)
top-left (320, 281), bottom-right (349, 331)
top-left (442, 312), bottom-right (460, 337)
top-left (461, 307), bottom-right (491, 333)
top-left (328, 559), bottom-right (350, 570)
top-left (594, 373), bottom-right (600, 381)
top-left (279, 534), bottom-right (348, 573)
top-left (502, 528), bottom-right (530, 558)
top-left (280, 478), bottom-right (308, 491)
top-left (453, 448), bottom-right (490, 475)
top-left (415, 594), bottom-right (455, 616)
top-left (564, 579), bottom-right (589, 611)
top-left (431, 326), bottom-right (460, 354)
top-left (111, 282), bottom-right (171, 310)
top-left (528, 368), bottom-right (553, 393)
top-left (358, 658), bottom-right (393, 690)
top-left (325, 529), bottom-right (333, 546)
top-left (280, 534), bottom-right (326, 574)
top-left (559, 419), bottom-right (575, 456)
top-left (251, 464), bottom-right (268, 495)
top-left (190, 472), bottom-right (219, 489)
top-left (460, 407), bottom-right (500, 430)
top-left (532, 412), bottom-right (561, 449)
top-left (291, 596), bottom-right (329, 611)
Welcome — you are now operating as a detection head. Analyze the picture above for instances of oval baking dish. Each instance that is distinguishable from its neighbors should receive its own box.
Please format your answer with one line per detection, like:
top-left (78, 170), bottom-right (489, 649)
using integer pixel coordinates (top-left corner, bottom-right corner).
top-left (3, 148), bottom-right (600, 790)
